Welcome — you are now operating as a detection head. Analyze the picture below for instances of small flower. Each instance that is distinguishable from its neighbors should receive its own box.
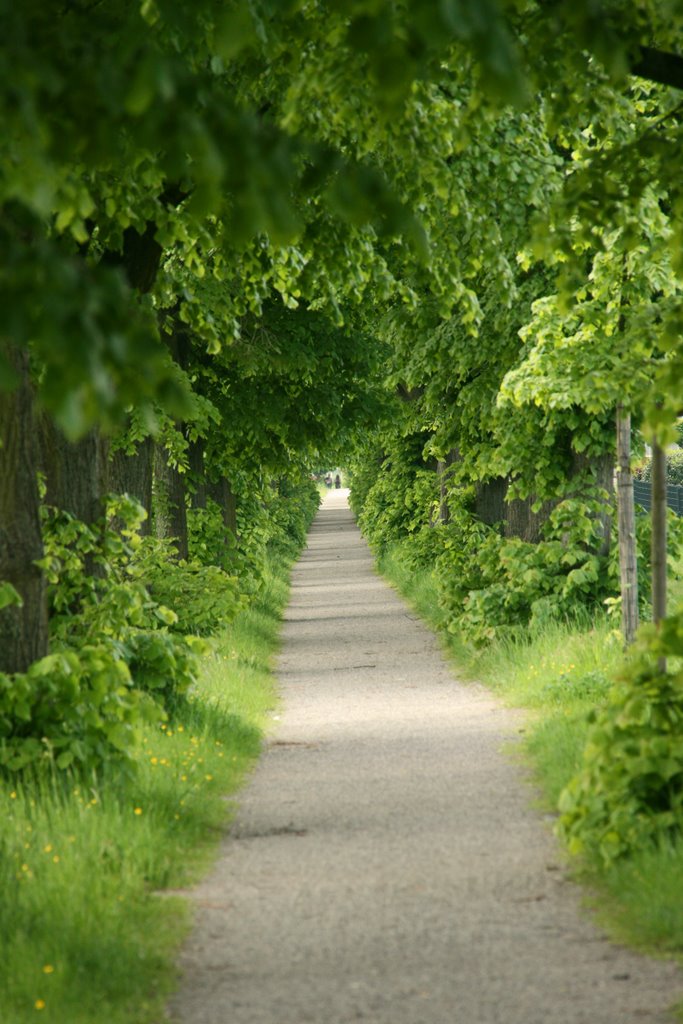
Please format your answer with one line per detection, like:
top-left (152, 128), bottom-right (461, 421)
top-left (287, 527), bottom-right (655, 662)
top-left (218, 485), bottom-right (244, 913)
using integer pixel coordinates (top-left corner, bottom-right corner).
top-left (10, 791), bottom-right (16, 799)
top-left (150, 757), bottom-right (158, 765)
top-left (35, 999), bottom-right (46, 1010)
top-left (134, 807), bottom-right (143, 816)
top-left (52, 855), bottom-right (60, 864)
top-left (42, 965), bottom-right (54, 975)
top-left (43, 845), bottom-right (52, 854)
top-left (205, 774), bottom-right (213, 781)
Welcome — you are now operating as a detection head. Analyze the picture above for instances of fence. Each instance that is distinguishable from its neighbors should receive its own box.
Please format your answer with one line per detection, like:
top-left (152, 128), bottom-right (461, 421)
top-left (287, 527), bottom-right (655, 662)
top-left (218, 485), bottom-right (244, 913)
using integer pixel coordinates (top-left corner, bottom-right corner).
top-left (633, 480), bottom-right (683, 515)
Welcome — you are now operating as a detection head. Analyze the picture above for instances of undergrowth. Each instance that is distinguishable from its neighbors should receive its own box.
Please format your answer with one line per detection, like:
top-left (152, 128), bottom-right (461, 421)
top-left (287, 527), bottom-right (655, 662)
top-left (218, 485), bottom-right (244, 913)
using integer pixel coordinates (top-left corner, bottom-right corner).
top-left (0, 553), bottom-right (290, 1024)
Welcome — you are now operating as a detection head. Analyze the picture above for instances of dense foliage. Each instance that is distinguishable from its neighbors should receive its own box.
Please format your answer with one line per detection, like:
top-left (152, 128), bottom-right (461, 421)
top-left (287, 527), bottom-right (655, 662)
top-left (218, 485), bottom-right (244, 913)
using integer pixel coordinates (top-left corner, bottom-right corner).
top-left (4, 0), bottom-right (683, 861)
top-left (0, 481), bottom-right (318, 773)
top-left (559, 619), bottom-right (683, 865)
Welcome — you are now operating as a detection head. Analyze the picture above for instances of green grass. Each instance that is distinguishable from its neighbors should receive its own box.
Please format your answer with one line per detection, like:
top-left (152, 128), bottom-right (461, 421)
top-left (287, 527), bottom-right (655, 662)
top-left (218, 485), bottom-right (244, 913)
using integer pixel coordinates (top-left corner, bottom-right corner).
top-left (0, 553), bottom-right (291, 1024)
top-left (379, 540), bottom-right (683, 971)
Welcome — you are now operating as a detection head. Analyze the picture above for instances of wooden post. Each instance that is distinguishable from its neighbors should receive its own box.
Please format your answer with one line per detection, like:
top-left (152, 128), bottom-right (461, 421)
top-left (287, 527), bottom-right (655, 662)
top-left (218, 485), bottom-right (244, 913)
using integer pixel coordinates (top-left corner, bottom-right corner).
top-left (651, 436), bottom-right (667, 625)
top-left (616, 407), bottom-right (639, 645)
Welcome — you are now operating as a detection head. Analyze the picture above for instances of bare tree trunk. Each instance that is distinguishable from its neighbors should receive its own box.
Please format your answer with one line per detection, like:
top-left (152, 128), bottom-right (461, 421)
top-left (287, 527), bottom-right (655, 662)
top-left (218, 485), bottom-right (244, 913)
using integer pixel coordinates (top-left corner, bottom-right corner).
top-left (651, 437), bottom-right (667, 626)
top-left (474, 474), bottom-right (556, 541)
top-left (153, 445), bottom-right (188, 559)
top-left (39, 422), bottom-right (109, 524)
top-left (616, 407), bottom-right (638, 645)
top-left (188, 438), bottom-right (207, 509)
top-left (109, 436), bottom-right (154, 535)
top-left (0, 346), bottom-right (48, 673)
top-left (474, 475), bottom-right (508, 529)
top-left (207, 476), bottom-right (238, 536)
top-left (38, 421), bottom-right (111, 577)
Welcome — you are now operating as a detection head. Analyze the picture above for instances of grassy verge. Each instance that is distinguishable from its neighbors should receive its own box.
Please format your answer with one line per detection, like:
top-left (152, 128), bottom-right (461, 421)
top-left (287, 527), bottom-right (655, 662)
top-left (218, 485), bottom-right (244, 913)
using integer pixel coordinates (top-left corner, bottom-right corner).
top-left (379, 542), bottom-right (683, 970)
top-left (0, 553), bottom-right (291, 1024)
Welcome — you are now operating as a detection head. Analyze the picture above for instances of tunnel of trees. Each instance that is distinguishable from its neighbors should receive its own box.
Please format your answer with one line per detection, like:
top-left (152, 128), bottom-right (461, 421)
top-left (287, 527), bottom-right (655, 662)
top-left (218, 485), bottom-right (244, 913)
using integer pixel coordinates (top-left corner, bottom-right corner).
top-left (3, 1), bottom-right (683, 857)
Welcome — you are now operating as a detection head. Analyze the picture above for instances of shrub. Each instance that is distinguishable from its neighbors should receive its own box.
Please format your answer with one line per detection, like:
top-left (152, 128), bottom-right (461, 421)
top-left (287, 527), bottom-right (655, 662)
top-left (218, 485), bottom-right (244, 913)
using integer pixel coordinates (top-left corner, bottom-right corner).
top-left (0, 647), bottom-right (162, 772)
top-left (129, 536), bottom-right (245, 637)
top-left (0, 496), bottom-right (203, 775)
top-left (636, 450), bottom-right (683, 485)
top-left (558, 613), bottom-right (683, 866)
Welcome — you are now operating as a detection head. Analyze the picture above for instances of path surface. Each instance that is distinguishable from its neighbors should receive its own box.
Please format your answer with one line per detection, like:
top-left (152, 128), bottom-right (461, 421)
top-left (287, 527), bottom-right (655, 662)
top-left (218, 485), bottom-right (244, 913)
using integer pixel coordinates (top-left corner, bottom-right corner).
top-left (170, 491), bottom-right (680, 1024)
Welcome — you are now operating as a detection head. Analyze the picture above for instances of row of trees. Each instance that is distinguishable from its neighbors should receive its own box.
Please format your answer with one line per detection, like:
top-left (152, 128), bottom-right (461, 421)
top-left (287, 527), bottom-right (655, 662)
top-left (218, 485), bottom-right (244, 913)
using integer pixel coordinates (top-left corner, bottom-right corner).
top-left (3, 1), bottom-right (683, 783)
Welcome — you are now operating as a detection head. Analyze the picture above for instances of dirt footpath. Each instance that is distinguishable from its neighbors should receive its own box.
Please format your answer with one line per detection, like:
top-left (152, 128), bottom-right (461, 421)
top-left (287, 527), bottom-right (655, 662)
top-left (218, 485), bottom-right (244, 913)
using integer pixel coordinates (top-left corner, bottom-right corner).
top-left (169, 491), bottom-right (681, 1024)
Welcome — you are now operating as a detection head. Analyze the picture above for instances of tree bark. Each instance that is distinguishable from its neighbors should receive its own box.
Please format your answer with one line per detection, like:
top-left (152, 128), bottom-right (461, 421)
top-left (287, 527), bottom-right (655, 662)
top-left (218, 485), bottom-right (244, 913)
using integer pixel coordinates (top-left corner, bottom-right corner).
top-left (651, 437), bottom-right (667, 626)
top-left (207, 477), bottom-right (238, 536)
top-left (504, 494), bottom-right (557, 543)
top-left (473, 475), bottom-right (555, 541)
top-left (616, 407), bottom-right (638, 645)
top-left (474, 475), bottom-right (508, 529)
top-left (570, 449), bottom-right (614, 556)
top-left (0, 346), bottom-right (48, 673)
top-left (188, 438), bottom-right (207, 509)
top-left (39, 421), bottom-right (109, 524)
top-left (153, 445), bottom-right (188, 559)
top-left (109, 436), bottom-right (154, 535)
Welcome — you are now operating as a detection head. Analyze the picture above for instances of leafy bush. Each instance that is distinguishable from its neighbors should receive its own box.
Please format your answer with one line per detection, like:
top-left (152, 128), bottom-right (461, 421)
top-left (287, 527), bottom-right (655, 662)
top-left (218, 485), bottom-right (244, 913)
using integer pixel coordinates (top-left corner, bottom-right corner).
top-left (358, 461), bottom-right (440, 556)
top-left (636, 450), bottom-right (683, 485)
top-left (129, 536), bottom-right (245, 637)
top-left (0, 496), bottom-right (204, 774)
top-left (668, 451), bottom-right (683, 485)
top-left (433, 493), bottom-right (616, 645)
top-left (0, 647), bottom-right (162, 772)
top-left (268, 476), bottom-right (320, 555)
top-left (558, 613), bottom-right (683, 866)
top-left (187, 500), bottom-right (238, 571)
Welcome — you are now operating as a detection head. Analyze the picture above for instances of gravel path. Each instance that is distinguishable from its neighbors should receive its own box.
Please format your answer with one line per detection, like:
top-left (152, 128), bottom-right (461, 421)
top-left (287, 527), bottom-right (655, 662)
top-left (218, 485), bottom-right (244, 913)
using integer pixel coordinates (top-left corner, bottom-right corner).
top-left (169, 491), bottom-right (681, 1024)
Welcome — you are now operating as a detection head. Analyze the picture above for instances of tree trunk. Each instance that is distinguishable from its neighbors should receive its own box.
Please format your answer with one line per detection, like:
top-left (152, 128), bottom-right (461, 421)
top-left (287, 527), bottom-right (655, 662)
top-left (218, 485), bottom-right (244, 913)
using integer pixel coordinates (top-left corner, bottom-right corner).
top-left (109, 437), bottom-right (154, 535)
top-left (153, 445), bottom-right (188, 559)
top-left (187, 438), bottom-right (207, 509)
top-left (39, 422), bottom-right (109, 524)
top-left (38, 422), bottom-right (110, 577)
top-left (208, 477), bottom-right (238, 536)
top-left (570, 449), bottom-right (614, 556)
top-left (474, 476), bottom-right (508, 529)
top-left (616, 407), bottom-right (638, 645)
top-left (504, 495), bottom-right (556, 543)
top-left (651, 437), bottom-right (667, 626)
top-left (0, 346), bottom-right (48, 673)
